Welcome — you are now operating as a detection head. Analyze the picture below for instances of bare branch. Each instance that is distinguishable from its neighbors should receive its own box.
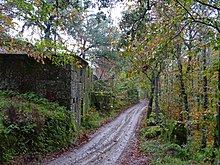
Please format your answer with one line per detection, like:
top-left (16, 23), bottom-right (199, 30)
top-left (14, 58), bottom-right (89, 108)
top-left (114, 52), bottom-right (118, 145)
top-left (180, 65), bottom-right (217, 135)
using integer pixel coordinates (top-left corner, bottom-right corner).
top-left (191, 20), bottom-right (220, 33)
top-left (194, 0), bottom-right (220, 11)
top-left (175, 0), bottom-right (220, 33)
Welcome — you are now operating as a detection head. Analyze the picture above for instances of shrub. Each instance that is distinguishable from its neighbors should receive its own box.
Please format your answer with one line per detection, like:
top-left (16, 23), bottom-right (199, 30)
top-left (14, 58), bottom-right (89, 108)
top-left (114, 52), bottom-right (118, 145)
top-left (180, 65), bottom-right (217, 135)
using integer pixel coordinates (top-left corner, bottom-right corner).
top-left (81, 107), bottom-right (101, 130)
top-left (0, 90), bottom-right (77, 163)
top-left (127, 88), bottom-right (139, 103)
top-left (140, 126), bottom-right (161, 139)
top-left (90, 91), bottom-right (113, 113)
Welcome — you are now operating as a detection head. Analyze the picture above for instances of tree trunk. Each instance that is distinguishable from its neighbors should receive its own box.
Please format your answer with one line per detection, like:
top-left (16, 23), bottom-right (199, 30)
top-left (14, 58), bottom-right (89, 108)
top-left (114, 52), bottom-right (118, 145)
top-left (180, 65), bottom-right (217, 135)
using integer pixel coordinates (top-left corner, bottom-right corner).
top-left (176, 44), bottom-right (189, 120)
top-left (201, 48), bottom-right (208, 148)
top-left (154, 75), bottom-right (160, 123)
top-left (147, 76), bottom-right (156, 119)
top-left (218, 53), bottom-right (220, 148)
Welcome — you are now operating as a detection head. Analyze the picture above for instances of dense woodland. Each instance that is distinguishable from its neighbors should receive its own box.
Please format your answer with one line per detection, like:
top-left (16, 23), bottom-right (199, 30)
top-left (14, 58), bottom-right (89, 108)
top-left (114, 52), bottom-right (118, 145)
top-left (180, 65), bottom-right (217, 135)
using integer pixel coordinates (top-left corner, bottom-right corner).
top-left (0, 0), bottom-right (220, 164)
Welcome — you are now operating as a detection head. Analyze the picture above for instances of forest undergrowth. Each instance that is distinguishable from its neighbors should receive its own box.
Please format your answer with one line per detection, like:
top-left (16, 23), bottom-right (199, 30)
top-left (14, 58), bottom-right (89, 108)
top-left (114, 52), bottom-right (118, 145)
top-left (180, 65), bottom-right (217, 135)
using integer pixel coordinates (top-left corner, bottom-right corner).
top-left (139, 112), bottom-right (218, 165)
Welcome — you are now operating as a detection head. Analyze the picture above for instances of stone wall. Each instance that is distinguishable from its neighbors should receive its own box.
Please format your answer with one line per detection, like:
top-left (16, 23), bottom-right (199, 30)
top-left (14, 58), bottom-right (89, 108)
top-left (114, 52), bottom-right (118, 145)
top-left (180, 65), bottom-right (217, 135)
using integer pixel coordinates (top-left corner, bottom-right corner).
top-left (69, 61), bottom-right (91, 126)
top-left (0, 54), bottom-right (91, 127)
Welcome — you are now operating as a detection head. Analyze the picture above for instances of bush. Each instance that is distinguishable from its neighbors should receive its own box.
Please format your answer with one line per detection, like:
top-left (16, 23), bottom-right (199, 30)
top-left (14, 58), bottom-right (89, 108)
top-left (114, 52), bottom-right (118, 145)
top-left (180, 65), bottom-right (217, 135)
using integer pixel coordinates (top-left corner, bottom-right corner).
top-left (160, 120), bottom-right (187, 145)
top-left (127, 88), bottom-right (139, 103)
top-left (81, 107), bottom-right (101, 130)
top-left (0, 90), bottom-right (77, 163)
top-left (140, 134), bottom-right (214, 164)
top-left (140, 126), bottom-right (161, 139)
top-left (91, 91), bottom-right (113, 113)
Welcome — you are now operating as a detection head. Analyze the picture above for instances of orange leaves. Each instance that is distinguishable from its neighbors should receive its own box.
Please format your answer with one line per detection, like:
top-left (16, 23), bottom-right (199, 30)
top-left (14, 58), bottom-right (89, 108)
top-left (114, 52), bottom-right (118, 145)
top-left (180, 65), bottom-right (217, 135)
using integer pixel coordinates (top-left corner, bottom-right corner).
top-left (76, 59), bottom-right (83, 68)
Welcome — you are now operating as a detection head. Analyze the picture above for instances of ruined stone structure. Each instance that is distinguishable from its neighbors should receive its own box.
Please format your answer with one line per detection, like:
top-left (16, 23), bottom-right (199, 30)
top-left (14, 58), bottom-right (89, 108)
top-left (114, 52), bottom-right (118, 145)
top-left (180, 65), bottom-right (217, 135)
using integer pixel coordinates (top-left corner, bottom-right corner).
top-left (0, 53), bottom-right (91, 127)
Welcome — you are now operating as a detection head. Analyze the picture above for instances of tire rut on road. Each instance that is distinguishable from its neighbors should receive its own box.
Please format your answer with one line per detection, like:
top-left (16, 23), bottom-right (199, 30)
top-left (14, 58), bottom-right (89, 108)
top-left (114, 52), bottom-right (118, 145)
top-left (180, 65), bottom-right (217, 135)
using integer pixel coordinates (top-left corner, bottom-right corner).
top-left (45, 100), bottom-right (147, 165)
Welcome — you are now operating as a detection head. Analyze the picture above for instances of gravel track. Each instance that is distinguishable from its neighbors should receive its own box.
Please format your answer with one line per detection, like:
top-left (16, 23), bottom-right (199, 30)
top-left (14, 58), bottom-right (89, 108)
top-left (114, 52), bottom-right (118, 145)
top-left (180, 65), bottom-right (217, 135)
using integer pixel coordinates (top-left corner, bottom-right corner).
top-left (45, 100), bottom-right (147, 165)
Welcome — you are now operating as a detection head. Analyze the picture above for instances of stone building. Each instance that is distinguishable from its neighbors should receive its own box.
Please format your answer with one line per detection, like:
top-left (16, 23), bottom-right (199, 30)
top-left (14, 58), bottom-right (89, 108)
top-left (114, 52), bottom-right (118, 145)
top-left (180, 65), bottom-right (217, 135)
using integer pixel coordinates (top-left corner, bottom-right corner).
top-left (0, 51), bottom-right (91, 128)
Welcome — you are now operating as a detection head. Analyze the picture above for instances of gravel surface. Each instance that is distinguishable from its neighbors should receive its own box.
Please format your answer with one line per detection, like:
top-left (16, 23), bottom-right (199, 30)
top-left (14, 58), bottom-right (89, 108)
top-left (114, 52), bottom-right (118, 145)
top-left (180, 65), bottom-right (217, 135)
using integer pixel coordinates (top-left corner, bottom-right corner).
top-left (44, 100), bottom-right (147, 165)
top-left (117, 109), bottom-right (151, 165)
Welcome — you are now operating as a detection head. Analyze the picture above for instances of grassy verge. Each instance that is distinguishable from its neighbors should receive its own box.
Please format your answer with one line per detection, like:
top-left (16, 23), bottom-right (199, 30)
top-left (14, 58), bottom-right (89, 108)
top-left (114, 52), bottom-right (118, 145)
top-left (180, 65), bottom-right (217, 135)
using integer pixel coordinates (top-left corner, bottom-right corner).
top-left (139, 112), bottom-right (216, 165)
top-left (81, 100), bottom-right (138, 132)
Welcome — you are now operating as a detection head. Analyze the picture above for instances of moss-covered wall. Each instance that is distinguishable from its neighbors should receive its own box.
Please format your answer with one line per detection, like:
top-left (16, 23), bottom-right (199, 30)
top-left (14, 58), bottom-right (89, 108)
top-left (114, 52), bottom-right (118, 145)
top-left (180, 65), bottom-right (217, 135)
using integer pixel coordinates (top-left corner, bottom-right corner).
top-left (0, 54), bottom-right (91, 127)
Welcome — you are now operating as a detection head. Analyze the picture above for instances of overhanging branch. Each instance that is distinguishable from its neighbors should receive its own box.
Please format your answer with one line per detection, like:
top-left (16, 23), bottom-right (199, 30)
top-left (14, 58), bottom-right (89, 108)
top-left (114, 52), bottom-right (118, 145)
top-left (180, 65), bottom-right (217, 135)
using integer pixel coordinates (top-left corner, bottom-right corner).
top-left (194, 0), bottom-right (220, 11)
top-left (175, 0), bottom-right (220, 33)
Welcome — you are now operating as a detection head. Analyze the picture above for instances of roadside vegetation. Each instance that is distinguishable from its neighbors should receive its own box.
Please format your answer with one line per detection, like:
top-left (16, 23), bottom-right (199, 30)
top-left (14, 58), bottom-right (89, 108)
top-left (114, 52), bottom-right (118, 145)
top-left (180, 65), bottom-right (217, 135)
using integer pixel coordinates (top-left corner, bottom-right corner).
top-left (82, 77), bottom-right (140, 131)
top-left (0, 90), bottom-right (76, 164)
top-left (139, 112), bottom-right (217, 164)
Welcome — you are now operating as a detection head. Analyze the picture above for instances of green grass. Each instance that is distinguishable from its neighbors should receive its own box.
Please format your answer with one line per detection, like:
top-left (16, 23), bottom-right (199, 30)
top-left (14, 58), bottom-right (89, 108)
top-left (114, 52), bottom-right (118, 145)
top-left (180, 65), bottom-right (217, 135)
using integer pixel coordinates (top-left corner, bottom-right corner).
top-left (140, 138), bottom-right (215, 164)
top-left (81, 106), bottom-right (122, 131)
top-left (81, 94), bottom-right (135, 131)
top-left (140, 128), bottom-right (215, 165)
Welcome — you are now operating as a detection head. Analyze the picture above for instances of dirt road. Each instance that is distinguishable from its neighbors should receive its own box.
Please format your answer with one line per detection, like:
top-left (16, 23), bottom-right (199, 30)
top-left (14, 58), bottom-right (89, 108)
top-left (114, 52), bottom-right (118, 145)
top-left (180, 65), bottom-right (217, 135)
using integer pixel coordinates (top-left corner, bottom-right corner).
top-left (45, 100), bottom-right (147, 165)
